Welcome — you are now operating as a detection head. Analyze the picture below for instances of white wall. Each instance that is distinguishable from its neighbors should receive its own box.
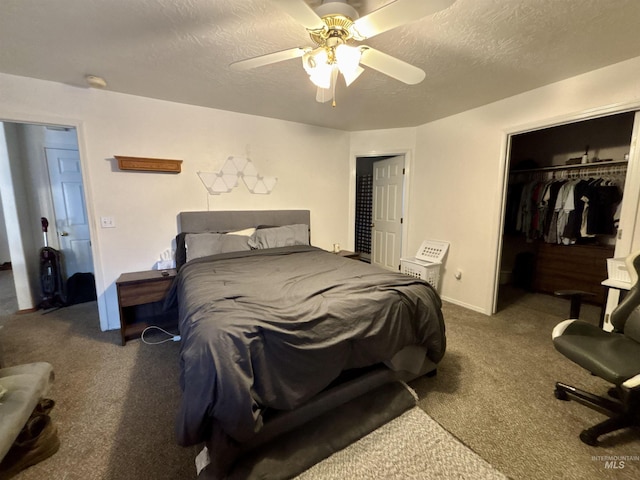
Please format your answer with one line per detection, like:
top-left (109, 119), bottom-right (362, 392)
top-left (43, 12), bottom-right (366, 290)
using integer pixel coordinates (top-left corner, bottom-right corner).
top-left (0, 124), bottom-right (37, 309)
top-left (0, 73), bottom-right (350, 330)
top-left (352, 55), bottom-right (640, 314)
top-left (0, 195), bottom-right (9, 264)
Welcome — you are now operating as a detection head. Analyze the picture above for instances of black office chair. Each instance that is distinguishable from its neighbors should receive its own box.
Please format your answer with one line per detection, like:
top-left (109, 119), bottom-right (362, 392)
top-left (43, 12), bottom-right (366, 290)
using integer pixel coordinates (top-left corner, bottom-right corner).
top-left (552, 250), bottom-right (640, 446)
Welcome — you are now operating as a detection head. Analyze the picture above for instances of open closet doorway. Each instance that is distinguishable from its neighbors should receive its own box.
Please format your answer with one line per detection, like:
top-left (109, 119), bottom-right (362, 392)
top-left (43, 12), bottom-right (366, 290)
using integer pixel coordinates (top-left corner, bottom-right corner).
top-left (495, 111), bottom-right (640, 324)
top-left (0, 121), bottom-right (94, 312)
top-left (355, 154), bottom-right (405, 271)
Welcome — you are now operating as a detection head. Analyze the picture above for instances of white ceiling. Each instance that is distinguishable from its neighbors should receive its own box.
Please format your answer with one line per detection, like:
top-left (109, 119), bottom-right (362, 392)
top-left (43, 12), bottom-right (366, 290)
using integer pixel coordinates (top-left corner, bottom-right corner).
top-left (2, 0), bottom-right (640, 131)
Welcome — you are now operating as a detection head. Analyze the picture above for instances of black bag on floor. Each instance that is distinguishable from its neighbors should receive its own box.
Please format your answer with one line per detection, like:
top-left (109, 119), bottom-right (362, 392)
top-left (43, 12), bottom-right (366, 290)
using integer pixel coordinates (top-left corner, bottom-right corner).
top-left (65, 272), bottom-right (97, 306)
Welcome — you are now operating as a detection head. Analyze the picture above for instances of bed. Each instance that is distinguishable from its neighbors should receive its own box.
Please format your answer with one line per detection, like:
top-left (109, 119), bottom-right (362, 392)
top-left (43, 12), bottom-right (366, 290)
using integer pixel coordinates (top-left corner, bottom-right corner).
top-left (168, 210), bottom-right (446, 477)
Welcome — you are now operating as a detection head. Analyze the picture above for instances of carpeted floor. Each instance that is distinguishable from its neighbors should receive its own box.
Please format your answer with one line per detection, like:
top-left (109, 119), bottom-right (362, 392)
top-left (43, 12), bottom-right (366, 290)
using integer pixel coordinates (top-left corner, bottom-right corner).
top-left (1, 270), bottom-right (639, 479)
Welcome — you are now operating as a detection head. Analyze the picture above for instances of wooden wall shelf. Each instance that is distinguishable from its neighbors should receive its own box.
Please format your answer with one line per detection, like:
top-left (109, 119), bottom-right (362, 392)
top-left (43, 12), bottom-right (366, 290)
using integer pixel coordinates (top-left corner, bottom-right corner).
top-left (115, 155), bottom-right (183, 173)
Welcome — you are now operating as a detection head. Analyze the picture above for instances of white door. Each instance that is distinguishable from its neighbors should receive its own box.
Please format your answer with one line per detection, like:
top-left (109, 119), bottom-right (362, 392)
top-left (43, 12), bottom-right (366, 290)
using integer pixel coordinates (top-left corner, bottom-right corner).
top-left (602, 110), bottom-right (640, 329)
top-left (372, 155), bottom-right (404, 271)
top-left (45, 148), bottom-right (94, 277)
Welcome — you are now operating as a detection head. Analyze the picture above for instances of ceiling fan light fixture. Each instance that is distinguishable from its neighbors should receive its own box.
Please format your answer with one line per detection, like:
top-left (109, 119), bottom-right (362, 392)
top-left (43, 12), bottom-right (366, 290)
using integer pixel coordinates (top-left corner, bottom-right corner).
top-left (302, 47), bottom-right (326, 74)
top-left (303, 47), bottom-right (333, 88)
top-left (234, 0), bottom-right (453, 106)
top-left (309, 67), bottom-right (332, 89)
top-left (316, 86), bottom-right (332, 103)
top-left (335, 43), bottom-right (361, 77)
top-left (342, 64), bottom-right (364, 87)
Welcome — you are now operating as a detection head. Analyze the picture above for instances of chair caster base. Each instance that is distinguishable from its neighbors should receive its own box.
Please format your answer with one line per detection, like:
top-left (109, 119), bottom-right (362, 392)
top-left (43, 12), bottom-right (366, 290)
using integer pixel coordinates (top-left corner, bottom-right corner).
top-left (554, 387), bottom-right (569, 401)
top-left (580, 429), bottom-right (600, 446)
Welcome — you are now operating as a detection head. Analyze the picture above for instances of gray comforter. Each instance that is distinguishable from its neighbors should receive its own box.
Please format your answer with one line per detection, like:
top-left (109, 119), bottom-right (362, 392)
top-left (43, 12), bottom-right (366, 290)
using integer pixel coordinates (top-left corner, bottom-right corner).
top-left (171, 246), bottom-right (445, 448)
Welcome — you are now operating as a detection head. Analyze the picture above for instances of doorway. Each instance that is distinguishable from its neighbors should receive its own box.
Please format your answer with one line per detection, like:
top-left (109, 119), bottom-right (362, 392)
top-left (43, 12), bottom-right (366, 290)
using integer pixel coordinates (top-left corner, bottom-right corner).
top-left (45, 147), bottom-right (94, 276)
top-left (495, 111), bottom-right (638, 316)
top-left (0, 121), bottom-right (94, 311)
top-left (354, 154), bottom-right (405, 271)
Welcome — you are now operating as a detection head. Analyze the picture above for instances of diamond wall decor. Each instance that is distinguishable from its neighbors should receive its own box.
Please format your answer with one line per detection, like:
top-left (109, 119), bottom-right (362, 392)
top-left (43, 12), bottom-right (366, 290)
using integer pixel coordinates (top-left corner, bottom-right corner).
top-left (197, 156), bottom-right (277, 195)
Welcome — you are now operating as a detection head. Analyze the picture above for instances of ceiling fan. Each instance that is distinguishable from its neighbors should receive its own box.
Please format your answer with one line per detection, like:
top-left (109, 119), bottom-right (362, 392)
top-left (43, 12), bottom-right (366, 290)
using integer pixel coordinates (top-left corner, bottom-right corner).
top-left (230, 0), bottom-right (456, 106)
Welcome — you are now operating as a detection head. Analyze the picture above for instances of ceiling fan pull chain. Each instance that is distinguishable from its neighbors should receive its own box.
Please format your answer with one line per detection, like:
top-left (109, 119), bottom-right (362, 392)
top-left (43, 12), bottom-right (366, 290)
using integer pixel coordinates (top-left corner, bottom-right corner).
top-left (331, 66), bottom-right (338, 107)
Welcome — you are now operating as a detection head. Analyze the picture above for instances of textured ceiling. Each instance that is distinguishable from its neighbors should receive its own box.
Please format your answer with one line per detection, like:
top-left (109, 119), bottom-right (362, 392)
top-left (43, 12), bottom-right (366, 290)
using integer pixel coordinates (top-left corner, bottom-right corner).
top-left (2, 0), bottom-right (640, 131)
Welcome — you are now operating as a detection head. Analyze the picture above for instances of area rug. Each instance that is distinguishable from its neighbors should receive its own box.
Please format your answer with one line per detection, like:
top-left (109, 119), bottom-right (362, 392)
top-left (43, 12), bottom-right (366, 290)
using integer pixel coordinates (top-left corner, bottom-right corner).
top-left (223, 381), bottom-right (417, 479)
top-left (296, 406), bottom-right (509, 480)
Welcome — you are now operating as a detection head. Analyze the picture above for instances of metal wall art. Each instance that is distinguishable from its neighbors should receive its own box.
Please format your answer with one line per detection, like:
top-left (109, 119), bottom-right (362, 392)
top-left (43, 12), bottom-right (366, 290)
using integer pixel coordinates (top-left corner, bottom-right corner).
top-left (197, 156), bottom-right (277, 195)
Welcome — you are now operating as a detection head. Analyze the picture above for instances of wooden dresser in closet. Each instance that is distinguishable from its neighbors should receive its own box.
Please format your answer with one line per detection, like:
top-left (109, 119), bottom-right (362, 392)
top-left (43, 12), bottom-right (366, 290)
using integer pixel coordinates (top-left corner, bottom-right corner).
top-left (533, 244), bottom-right (614, 304)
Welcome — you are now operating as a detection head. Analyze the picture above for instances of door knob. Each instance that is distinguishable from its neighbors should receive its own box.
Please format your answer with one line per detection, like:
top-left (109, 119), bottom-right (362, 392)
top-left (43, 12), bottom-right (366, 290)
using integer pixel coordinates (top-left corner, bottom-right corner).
top-left (60, 231), bottom-right (69, 236)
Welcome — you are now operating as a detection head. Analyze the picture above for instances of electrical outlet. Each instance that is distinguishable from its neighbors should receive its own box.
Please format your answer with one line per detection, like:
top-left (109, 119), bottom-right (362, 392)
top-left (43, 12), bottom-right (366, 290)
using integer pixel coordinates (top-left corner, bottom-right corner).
top-left (101, 216), bottom-right (115, 228)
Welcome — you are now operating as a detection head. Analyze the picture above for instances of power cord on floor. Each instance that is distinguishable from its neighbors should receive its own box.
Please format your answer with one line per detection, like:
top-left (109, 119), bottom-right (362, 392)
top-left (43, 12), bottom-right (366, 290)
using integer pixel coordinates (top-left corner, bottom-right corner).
top-left (141, 325), bottom-right (181, 345)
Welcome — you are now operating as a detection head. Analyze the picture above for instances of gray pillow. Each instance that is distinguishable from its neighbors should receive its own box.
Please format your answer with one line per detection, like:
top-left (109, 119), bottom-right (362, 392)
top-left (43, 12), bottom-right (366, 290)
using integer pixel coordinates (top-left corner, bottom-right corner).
top-left (248, 224), bottom-right (309, 249)
top-left (185, 233), bottom-right (251, 262)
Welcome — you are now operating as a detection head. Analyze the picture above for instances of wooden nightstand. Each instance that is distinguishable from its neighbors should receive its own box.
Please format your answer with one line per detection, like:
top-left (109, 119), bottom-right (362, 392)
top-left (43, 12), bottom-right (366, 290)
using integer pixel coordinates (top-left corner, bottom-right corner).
top-left (116, 269), bottom-right (177, 345)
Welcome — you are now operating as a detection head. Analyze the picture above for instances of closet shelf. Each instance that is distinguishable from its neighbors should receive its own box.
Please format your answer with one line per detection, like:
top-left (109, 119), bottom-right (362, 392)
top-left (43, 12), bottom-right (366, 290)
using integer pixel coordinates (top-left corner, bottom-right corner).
top-left (511, 159), bottom-right (627, 174)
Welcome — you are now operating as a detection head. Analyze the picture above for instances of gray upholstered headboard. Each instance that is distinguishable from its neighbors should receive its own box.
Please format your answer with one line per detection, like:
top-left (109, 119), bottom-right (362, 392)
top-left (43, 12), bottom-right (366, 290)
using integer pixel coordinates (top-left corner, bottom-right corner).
top-left (178, 210), bottom-right (310, 233)
top-left (175, 210), bottom-right (311, 270)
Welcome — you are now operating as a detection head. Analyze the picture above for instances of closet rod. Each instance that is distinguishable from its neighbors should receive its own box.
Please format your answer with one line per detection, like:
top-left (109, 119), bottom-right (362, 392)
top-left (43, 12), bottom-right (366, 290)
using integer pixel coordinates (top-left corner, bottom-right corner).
top-left (511, 159), bottom-right (628, 174)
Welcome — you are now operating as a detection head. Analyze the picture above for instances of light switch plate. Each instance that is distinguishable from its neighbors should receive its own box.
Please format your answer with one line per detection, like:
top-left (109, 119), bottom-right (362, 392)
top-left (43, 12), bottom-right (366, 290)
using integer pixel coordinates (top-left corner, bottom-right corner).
top-left (101, 216), bottom-right (115, 228)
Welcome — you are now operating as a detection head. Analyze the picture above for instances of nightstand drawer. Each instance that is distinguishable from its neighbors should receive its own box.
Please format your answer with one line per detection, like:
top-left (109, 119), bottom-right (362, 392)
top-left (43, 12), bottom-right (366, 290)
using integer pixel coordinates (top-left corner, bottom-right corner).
top-left (118, 279), bottom-right (172, 307)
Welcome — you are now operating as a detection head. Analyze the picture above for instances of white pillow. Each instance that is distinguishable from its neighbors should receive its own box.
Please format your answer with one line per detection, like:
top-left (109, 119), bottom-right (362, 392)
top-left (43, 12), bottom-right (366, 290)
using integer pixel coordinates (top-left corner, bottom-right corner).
top-left (227, 227), bottom-right (256, 236)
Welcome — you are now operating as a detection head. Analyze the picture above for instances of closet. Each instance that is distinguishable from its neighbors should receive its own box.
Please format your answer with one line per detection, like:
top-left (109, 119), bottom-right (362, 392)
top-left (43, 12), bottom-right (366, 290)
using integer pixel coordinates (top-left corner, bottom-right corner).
top-left (499, 112), bottom-right (635, 308)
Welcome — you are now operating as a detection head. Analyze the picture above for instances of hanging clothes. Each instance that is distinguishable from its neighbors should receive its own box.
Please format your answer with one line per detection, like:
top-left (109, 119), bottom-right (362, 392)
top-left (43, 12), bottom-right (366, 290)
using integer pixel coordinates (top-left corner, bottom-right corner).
top-left (543, 180), bottom-right (566, 243)
top-left (562, 180), bottom-right (591, 243)
top-left (555, 180), bottom-right (578, 245)
top-left (506, 165), bottom-right (625, 245)
top-left (585, 184), bottom-right (622, 235)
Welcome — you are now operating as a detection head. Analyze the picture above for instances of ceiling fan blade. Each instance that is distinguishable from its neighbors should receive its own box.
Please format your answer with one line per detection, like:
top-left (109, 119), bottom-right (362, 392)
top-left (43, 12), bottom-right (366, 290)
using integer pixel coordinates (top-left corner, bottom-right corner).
top-left (230, 47), bottom-right (307, 71)
top-left (272, 0), bottom-right (325, 31)
top-left (353, 0), bottom-right (455, 39)
top-left (360, 46), bottom-right (425, 84)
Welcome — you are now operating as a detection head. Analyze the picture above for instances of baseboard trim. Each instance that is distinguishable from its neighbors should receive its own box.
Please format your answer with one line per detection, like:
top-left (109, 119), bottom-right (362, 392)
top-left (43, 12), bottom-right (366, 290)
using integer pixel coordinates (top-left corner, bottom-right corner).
top-left (440, 296), bottom-right (489, 315)
top-left (16, 308), bottom-right (38, 315)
